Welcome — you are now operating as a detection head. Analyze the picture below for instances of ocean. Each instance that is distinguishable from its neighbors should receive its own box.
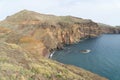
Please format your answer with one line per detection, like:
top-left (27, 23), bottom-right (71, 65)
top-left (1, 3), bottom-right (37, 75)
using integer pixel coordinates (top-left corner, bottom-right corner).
top-left (52, 34), bottom-right (120, 80)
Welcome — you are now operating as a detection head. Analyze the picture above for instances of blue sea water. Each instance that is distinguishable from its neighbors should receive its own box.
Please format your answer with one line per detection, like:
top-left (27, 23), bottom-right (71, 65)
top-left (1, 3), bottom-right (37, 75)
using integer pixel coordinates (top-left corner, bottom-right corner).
top-left (52, 34), bottom-right (120, 80)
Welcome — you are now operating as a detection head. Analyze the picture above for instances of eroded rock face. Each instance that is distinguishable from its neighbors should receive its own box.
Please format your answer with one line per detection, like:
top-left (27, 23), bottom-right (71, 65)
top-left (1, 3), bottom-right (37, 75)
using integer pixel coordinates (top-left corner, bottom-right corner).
top-left (98, 23), bottom-right (120, 34)
top-left (0, 10), bottom-right (102, 57)
top-left (0, 10), bottom-right (109, 80)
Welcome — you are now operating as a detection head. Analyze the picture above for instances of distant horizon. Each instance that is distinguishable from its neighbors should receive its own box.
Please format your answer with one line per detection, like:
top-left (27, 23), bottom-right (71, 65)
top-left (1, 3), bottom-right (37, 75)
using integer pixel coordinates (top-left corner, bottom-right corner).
top-left (0, 0), bottom-right (120, 26)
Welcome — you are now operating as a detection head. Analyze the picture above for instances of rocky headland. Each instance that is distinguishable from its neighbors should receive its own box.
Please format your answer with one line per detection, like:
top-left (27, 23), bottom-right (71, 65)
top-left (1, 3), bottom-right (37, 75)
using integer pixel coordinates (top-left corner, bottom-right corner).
top-left (0, 10), bottom-right (102, 57)
top-left (1, 10), bottom-right (119, 80)
top-left (98, 23), bottom-right (120, 34)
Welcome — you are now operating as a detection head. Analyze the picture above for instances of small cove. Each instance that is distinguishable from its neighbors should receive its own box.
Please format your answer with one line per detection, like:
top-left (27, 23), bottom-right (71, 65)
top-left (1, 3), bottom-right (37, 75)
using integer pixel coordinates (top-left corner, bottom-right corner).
top-left (52, 34), bottom-right (120, 80)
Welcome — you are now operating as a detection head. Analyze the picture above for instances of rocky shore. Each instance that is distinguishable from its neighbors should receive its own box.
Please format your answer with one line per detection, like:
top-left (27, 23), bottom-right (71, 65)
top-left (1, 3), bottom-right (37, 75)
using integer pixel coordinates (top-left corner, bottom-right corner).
top-left (0, 10), bottom-right (118, 80)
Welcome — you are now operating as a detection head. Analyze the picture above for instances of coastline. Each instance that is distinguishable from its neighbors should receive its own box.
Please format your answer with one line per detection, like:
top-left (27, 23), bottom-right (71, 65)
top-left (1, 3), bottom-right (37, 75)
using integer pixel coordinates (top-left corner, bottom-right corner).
top-left (48, 51), bottom-right (55, 58)
top-left (1, 10), bottom-right (119, 80)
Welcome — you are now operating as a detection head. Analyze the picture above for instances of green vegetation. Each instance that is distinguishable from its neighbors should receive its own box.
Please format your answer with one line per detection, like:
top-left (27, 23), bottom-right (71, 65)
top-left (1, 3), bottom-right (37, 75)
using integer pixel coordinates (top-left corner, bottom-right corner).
top-left (0, 10), bottom-right (108, 80)
top-left (0, 42), bottom-right (107, 80)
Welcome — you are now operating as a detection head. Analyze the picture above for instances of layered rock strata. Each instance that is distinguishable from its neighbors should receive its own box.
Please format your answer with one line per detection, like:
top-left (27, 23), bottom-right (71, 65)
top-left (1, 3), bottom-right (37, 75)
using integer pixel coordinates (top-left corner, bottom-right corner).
top-left (0, 10), bottom-right (101, 57)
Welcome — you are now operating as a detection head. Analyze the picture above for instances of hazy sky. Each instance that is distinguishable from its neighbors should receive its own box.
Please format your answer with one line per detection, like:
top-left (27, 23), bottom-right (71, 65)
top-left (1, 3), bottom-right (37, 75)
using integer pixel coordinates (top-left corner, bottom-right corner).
top-left (0, 0), bottom-right (120, 26)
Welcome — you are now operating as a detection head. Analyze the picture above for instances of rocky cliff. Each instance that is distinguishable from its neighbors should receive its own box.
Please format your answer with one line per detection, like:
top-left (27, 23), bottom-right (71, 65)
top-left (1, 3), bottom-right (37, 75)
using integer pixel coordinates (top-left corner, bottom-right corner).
top-left (0, 10), bottom-right (110, 80)
top-left (0, 10), bottom-right (101, 57)
top-left (98, 23), bottom-right (120, 34)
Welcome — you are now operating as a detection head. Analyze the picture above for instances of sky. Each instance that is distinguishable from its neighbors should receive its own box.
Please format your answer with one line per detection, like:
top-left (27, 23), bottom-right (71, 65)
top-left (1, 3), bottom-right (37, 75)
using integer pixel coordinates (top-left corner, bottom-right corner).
top-left (0, 0), bottom-right (120, 26)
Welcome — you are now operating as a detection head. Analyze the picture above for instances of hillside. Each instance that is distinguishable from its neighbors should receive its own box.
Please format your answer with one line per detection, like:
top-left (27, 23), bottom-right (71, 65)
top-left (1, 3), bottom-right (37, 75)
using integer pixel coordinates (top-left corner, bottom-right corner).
top-left (98, 23), bottom-right (120, 34)
top-left (0, 10), bottom-right (101, 56)
top-left (0, 42), bottom-right (108, 80)
top-left (0, 10), bottom-right (109, 80)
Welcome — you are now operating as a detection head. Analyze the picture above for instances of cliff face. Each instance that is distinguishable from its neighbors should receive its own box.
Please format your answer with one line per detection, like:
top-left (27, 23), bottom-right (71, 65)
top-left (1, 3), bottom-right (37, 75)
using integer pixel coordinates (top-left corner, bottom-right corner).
top-left (0, 10), bottom-right (108, 79)
top-left (0, 10), bottom-right (101, 57)
top-left (98, 23), bottom-right (120, 34)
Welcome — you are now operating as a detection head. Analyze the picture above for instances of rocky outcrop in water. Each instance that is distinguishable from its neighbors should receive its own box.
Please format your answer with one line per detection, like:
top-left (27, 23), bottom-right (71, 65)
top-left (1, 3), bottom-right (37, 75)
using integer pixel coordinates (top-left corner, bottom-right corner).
top-left (0, 42), bottom-right (107, 80)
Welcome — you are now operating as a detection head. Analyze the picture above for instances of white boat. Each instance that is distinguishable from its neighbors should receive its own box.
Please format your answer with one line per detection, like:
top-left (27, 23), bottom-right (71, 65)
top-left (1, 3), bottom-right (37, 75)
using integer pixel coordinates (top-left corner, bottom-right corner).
top-left (80, 49), bottom-right (91, 53)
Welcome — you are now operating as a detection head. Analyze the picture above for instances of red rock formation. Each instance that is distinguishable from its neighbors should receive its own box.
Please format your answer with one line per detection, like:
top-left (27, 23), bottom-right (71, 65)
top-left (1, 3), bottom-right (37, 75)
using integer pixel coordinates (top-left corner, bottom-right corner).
top-left (0, 10), bottom-right (102, 57)
top-left (0, 10), bottom-right (110, 80)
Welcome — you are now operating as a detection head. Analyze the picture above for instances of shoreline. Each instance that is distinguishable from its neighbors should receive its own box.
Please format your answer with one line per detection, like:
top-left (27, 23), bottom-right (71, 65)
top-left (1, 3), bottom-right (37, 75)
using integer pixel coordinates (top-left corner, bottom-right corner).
top-left (48, 51), bottom-right (55, 58)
